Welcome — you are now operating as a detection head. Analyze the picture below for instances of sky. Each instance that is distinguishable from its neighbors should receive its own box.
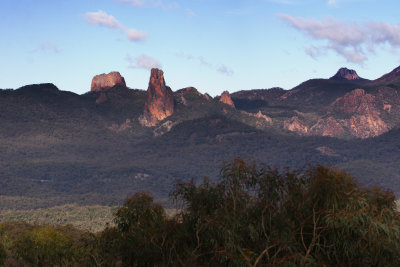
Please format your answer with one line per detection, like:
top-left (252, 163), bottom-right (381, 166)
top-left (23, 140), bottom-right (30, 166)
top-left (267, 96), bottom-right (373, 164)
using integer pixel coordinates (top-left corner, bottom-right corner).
top-left (1, 0), bottom-right (400, 96)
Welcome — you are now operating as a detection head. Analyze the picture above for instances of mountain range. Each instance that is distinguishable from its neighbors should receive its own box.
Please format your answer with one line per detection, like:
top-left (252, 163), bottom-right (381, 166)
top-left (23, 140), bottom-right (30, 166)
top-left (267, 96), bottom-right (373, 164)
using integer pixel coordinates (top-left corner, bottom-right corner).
top-left (1, 65), bottom-right (400, 208)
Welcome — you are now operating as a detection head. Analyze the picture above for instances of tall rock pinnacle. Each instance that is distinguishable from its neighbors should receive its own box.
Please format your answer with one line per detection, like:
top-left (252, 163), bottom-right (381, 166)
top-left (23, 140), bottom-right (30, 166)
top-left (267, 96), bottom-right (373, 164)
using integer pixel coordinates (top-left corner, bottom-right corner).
top-left (91, 71), bottom-right (126, 92)
top-left (219, 91), bottom-right (235, 108)
top-left (142, 68), bottom-right (174, 126)
top-left (330, 68), bottom-right (361, 81)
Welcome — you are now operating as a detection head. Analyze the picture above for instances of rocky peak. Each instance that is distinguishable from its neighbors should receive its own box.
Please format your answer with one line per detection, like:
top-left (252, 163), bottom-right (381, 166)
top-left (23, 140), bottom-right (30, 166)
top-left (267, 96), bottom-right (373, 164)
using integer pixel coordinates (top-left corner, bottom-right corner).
top-left (219, 91), bottom-right (235, 108)
top-left (142, 68), bottom-right (174, 126)
top-left (91, 72), bottom-right (126, 92)
top-left (330, 67), bottom-right (361, 81)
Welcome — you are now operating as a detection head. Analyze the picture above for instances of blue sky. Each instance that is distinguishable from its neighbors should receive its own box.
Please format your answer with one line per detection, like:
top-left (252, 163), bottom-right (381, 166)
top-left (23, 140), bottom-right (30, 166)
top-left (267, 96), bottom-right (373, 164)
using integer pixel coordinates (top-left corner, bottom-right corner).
top-left (1, 0), bottom-right (400, 96)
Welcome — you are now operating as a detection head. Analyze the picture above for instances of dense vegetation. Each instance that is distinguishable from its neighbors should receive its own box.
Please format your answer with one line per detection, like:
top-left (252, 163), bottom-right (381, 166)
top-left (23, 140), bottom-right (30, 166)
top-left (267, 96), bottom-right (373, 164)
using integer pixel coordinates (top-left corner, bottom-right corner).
top-left (1, 159), bottom-right (399, 266)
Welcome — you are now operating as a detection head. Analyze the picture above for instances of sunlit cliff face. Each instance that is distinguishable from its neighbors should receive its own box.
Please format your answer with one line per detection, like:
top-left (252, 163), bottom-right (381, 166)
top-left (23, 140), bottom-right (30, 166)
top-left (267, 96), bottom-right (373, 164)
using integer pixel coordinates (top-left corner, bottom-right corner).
top-left (91, 72), bottom-right (126, 92)
top-left (143, 68), bottom-right (174, 126)
top-left (284, 88), bottom-right (389, 139)
top-left (219, 91), bottom-right (235, 108)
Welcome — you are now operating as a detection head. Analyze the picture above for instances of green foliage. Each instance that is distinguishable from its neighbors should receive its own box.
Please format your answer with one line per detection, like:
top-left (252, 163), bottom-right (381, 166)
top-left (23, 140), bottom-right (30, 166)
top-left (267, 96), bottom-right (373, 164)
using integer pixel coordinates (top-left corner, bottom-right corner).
top-left (114, 193), bottom-right (169, 266)
top-left (0, 159), bottom-right (400, 266)
top-left (168, 159), bottom-right (400, 266)
top-left (13, 226), bottom-right (74, 267)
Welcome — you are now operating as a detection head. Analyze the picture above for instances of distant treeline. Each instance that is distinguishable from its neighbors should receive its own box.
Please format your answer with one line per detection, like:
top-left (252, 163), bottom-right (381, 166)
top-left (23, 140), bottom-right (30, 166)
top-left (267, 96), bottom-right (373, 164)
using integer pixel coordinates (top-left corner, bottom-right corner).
top-left (0, 204), bottom-right (114, 233)
top-left (1, 158), bottom-right (400, 266)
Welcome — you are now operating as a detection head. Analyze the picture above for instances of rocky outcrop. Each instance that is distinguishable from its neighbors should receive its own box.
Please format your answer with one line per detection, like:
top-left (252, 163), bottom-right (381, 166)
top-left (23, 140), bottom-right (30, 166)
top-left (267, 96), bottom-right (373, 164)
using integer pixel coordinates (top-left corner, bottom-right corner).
top-left (153, 120), bottom-right (179, 137)
top-left (142, 68), bottom-right (174, 126)
top-left (281, 88), bottom-right (389, 139)
top-left (284, 117), bottom-right (308, 135)
top-left (241, 110), bottom-right (272, 122)
top-left (310, 117), bottom-right (345, 137)
top-left (347, 113), bottom-right (388, 139)
top-left (240, 110), bottom-right (272, 129)
top-left (176, 87), bottom-right (211, 105)
top-left (91, 72), bottom-right (126, 92)
top-left (330, 89), bottom-right (388, 138)
top-left (219, 91), bottom-right (235, 108)
top-left (108, 118), bottom-right (132, 132)
top-left (252, 110), bottom-right (272, 123)
top-left (330, 67), bottom-right (362, 81)
top-left (330, 89), bottom-right (374, 114)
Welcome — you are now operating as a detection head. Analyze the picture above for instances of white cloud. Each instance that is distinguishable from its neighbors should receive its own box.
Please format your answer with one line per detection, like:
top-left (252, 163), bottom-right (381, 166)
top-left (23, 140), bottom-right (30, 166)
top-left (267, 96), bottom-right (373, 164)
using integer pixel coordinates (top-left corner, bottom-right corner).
top-left (217, 65), bottom-right (234, 76)
top-left (368, 21), bottom-right (400, 46)
top-left (85, 10), bottom-right (147, 42)
top-left (31, 41), bottom-right (61, 54)
top-left (278, 14), bottom-right (400, 63)
top-left (327, 0), bottom-right (337, 5)
top-left (126, 54), bottom-right (162, 69)
top-left (85, 10), bottom-right (123, 29)
top-left (126, 29), bottom-right (148, 41)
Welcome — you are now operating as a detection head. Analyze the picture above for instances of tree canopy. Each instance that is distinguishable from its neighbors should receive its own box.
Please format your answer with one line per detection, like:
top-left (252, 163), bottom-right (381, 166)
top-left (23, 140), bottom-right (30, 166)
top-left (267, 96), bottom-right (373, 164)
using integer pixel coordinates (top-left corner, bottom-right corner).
top-left (1, 158), bottom-right (400, 266)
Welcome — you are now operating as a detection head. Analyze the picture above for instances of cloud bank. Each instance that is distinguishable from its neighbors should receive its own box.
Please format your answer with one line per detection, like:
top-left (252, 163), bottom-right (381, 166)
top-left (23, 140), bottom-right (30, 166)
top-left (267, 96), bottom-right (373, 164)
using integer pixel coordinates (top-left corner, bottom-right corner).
top-left (85, 10), bottom-right (147, 42)
top-left (278, 14), bottom-right (400, 63)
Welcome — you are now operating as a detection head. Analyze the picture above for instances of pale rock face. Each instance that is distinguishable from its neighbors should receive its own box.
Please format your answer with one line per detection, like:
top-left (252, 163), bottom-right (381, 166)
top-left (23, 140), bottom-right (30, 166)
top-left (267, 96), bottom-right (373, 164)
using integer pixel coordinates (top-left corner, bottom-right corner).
top-left (241, 110), bottom-right (272, 122)
top-left (310, 117), bottom-right (345, 137)
top-left (330, 89), bottom-right (388, 138)
top-left (142, 68), bottom-right (174, 126)
top-left (219, 91), bottom-right (235, 108)
top-left (283, 116), bottom-right (308, 135)
top-left (347, 114), bottom-right (388, 139)
top-left (240, 110), bottom-right (272, 129)
top-left (285, 88), bottom-right (389, 139)
top-left (91, 72), bottom-right (126, 92)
